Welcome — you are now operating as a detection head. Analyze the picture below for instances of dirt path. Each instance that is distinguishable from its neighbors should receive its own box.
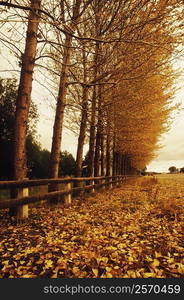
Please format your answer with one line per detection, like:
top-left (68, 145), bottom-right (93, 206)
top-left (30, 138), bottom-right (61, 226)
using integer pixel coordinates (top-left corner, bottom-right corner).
top-left (0, 175), bottom-right (184, 278)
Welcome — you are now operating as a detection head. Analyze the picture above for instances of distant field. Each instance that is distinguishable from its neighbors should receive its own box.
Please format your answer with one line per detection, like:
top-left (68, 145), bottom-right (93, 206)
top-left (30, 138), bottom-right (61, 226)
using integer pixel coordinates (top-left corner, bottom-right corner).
top-left (155, 173), bottom-right (184, 198)
top-left (156, 173), bottom-right (184, 181)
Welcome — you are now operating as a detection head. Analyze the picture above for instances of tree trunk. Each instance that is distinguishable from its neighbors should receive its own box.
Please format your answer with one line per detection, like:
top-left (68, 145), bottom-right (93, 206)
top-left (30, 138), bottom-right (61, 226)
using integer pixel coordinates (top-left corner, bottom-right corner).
top-left (10, 0), bottom-right (41, 218)
top-left (88, 90), bottom-right (96, 176)
top-left (106, 127), bottom-right (111, 176)
top-left (94, 84), bottom-right (103, 177)
top-left (75, 42), bottom-right (88, 177)
top-left (75, 86), bottom-right (88, 177)
top-left (49, 0), bottom-right (82, 179)
top-left (49, 33), bottom-right (72, 178)
top-left (94, 123), bottom-right (101, 177)
top-left (87, 2), bottom-right (100, 177)
top-left (101, 132), bottom-right (105, 176)
top-left (112, 151), bottom-right (116, 176)
top-left (13, 0), bottom-right (41, 180)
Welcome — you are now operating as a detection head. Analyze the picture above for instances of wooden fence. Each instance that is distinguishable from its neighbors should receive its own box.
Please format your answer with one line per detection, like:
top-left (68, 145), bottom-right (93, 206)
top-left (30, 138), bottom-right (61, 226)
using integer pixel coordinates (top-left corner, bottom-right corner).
top-left (0, 175), bottom-right (131, 219)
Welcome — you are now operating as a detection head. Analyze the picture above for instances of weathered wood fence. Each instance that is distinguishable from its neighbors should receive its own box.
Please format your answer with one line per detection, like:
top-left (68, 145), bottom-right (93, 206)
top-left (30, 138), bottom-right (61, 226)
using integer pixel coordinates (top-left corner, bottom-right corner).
top-left (0, 175), bottom-right (131, 219)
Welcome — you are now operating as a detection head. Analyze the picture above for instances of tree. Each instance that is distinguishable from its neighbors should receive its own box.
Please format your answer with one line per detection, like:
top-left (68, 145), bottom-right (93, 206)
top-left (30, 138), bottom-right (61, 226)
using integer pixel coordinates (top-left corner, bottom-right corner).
top-left (180, 167), bottom-right (184, 173)
top-left (0, 78), bottom-right (39, 180)
top-left (49, 0), bottom-right (94, 179)
top-left (12, 0), bottom-right (42, 181)
top-left (169, 166), bottom-right (178, 174)
top-left (59, 151), bottom-right (75, 177)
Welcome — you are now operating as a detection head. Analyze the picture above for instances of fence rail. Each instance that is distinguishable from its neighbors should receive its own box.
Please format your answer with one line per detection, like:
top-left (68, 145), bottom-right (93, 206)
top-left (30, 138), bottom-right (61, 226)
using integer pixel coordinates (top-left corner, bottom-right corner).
top-left (0, 175), bottom-right (135, 219)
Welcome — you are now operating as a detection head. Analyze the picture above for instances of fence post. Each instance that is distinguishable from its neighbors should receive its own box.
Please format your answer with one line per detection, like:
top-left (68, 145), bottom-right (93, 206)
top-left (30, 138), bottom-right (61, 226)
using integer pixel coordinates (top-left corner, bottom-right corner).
top-left (17, 186), bottom-right (29, 220)
top-left (48, 182), bottom-right (59, 205)
top-left (91, 180), bottom-right (95, 193)
top-left (116, 176), bottom-right (120, 187)
top-left (101, 178), bottom-right (105, 190)
top-left (9, 178), bottom-right (29, 220)
top-left (107, 177), bottom-right (113, 189)
top-left (64, 182), bottom-right (72, 207)
top-left (76, 180), bottom-right (84, 198)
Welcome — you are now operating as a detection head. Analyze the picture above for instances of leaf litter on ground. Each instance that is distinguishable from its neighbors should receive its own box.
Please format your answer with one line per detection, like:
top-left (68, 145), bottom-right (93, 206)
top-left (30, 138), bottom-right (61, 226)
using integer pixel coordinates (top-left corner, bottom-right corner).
top-left (0, 174), bottom-right (184, 278)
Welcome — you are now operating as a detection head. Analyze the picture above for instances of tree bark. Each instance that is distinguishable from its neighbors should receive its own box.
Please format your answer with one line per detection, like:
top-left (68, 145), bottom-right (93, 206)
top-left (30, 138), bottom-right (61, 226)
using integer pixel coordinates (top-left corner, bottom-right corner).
top-left (49, 0), bottom-right (82, 179)
top-left (100, 132), bottom-right (105, 176)
top-left (75, 42), bottom-right (88, 177)
top-left (75, 86), bottom-right (88, 177)
top-left (94, 123), bottom-right (101, 177)
top-left (10, 0), bottom-right (41, 219)
top-left (13, 0), bottom-right (41, 181)
top-left (49, 33), bottom-right (72, 178)
top-left (106, 126), bottom-right (111, 176)
top-left (87, 83), bottom-right (97, 177)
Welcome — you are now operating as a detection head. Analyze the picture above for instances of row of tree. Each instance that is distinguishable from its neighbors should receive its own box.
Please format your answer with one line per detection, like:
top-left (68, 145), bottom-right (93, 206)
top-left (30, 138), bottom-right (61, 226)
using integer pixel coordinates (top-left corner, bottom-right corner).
top-left (0, 1), bottom-right (183, 184)
top-left (168, 166), bottom-right (184, 174)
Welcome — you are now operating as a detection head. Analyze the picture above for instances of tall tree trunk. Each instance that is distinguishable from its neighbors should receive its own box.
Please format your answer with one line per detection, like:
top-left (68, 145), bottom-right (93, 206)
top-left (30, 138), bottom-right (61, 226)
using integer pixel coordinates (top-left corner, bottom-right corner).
top-left (87, 65), bottom-right (98, 177)
top-left (75, 42), bottom-right (88, 177)
top-left (112, 131), bottom-right (117, 176)
top-left (50, 0), bottom-right (82, 179)
top-left (75, 86), bottom-right (88, 177)
top-left (13, 0), bottom-right (41, 180)
top-left (87, 1), bottom-right (100, 177)
top-left (10, 0), bottom-right (41, 218)
top-left (94, 83), bottom-right (103, 177)
top-left (112, 151), bottom-right (116, 176)
top-left (94, 122), bottom-right (101, 177)
top-left (49, 33), bottom-right (72, 178)
top-left (117, 153), bottom-right (121, 175)
top-left (101, 132), bottom-right (105, 176)
top-left (106, 125), bottom-right (111, 176)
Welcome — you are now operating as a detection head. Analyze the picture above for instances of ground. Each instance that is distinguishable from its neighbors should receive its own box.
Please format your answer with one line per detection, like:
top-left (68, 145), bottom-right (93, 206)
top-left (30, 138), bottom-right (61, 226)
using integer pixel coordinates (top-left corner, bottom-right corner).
top-left (0, 174), bottom-right (184, 278)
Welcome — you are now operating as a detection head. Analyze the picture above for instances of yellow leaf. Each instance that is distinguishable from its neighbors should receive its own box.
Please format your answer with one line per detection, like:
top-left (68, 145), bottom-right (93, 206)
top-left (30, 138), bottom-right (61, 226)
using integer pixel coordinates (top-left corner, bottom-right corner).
top-left (71, 236), bottom-right (78, 241)
top-left (111, 232), bottom-right (117, 238)
top-left (111, 252), bottom-right (118, 259)
top-left (51, 273), bottom-right (58, 278)
top-left (106, 272), bottom-right (113, 278)
top-left (177, 263), bottom-right (184, 274)
top-left (92, 268), bottom-right (98, 277)
top-left (117, 243), bottom-right (125, 249)
top-left (45, 259), bottom-right (53, 269)
top-left (127, 270), bottom-right (136, 278)
top-left (21, 274), bottom-right (35, 278)
top-left (106, 267), bottom-right (112, 272)
top-left (101, 257), bottom-right (109, 263)
top-left (72, 267), bottom-right (80, 274)
top-left (150, 259), bottom-right (160, 269)
top-left (144, 272), bottom-right (154, 278)
top-left (128, 256), bottom-right (134, 262)
top-left (155, 251), bottom-right (162, 258)
top-left (106, 246), bottom-right (117, 251)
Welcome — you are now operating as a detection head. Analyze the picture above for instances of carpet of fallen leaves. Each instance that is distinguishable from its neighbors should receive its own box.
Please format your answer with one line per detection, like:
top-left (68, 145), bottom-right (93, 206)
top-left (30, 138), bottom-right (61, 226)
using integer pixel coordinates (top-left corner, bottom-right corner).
top-left (0, 174), bottom-right (184, 278)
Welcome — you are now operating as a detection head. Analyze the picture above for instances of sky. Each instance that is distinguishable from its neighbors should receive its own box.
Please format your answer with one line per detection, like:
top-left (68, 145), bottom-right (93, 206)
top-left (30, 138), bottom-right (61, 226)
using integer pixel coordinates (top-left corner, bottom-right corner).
top-left (1, 42), bottom-right (184, 173)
